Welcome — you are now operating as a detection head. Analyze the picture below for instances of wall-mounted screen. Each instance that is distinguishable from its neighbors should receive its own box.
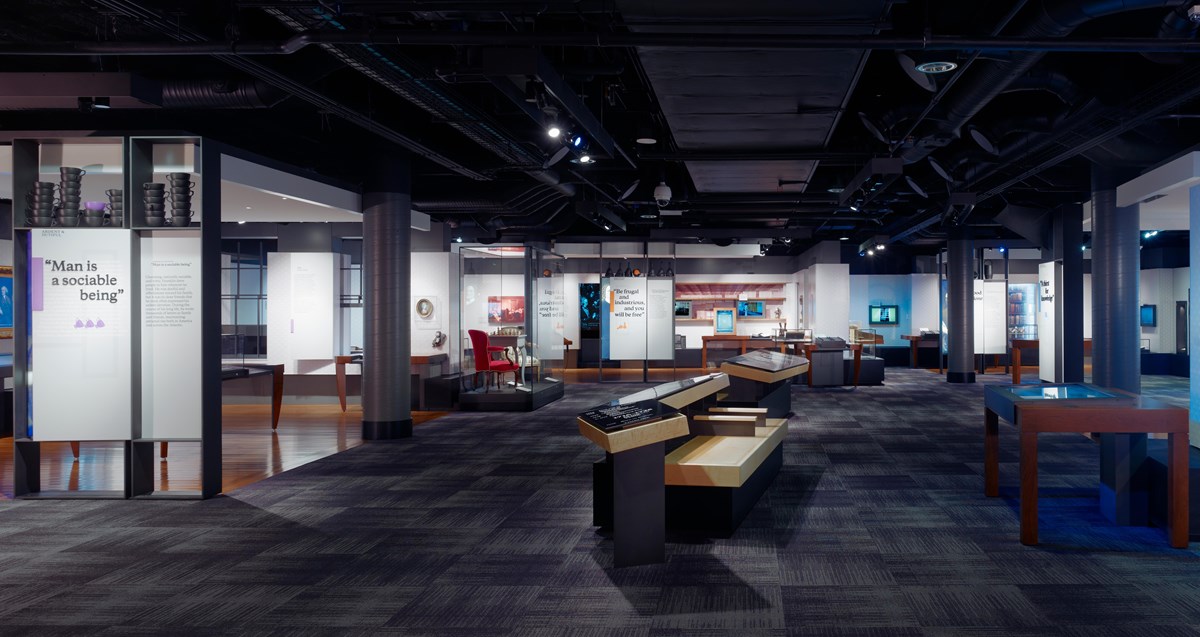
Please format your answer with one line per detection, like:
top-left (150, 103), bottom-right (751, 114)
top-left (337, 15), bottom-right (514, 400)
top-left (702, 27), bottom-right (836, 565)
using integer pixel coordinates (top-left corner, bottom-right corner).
top-left (737, 300), bottom-right (764, 317)
top-left (869, 304), bottom-right (899, 325)
top-left (674, 300), bottom-right (692, 318)
top-left (580, 283), bottom-right (600, 337)
top-left (714, 308), bottom-right (736, 334)
top-left (1140, 304), bottom-right (1157, 327)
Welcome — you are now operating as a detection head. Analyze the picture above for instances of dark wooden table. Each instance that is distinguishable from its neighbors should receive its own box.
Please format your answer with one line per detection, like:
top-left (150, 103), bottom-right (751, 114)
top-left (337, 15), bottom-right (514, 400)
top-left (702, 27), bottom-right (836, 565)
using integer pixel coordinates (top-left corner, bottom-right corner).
top-left (335, 353), bottom-right (449, 411)
top-left (984, 384), bottom-right (1189, 548)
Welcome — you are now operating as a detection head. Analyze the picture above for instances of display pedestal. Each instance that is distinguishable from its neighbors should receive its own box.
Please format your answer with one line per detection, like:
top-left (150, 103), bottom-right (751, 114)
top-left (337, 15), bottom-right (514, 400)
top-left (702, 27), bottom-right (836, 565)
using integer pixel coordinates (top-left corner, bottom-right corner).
top-left (579, 413), bottom-right (689, 567)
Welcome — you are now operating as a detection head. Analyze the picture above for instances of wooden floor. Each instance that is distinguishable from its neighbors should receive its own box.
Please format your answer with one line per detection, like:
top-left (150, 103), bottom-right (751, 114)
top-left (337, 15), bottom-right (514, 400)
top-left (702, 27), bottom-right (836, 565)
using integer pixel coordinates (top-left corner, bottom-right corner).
top-left (0, 405), bottom-right (447, 498)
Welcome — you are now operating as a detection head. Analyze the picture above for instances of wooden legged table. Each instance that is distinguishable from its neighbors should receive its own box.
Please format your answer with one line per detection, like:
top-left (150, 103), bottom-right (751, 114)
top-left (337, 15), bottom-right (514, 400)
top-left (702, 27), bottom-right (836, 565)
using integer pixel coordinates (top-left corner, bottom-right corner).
top-left (335, 353), bottom-right (449, 411)
top-left (984, 388), bottom-right (1189, 548)
top-left (70, 364), bottom-right (283, 461)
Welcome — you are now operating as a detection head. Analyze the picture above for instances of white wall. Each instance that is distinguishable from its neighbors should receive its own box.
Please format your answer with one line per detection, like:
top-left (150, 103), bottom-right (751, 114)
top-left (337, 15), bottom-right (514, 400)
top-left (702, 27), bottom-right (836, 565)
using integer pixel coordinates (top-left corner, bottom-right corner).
top-left (811, 263), bottom-right (851, 340)
top-left (411, 252), bottom-right (453, 357)
top-left (911, 274), bottom-right (940, 335)
top-left (849, 274), bottom-right (911, 345)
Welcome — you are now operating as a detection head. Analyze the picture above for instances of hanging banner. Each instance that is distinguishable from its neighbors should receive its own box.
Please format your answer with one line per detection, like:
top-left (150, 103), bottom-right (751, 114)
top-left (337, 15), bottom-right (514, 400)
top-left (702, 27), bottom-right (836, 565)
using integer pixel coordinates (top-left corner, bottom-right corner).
top-left (534, 276), bottom-right (565, 362)
top-left (1038, 262), bottom-right (1057, 382)
top-left (30, 229), bottom-right (132, 441)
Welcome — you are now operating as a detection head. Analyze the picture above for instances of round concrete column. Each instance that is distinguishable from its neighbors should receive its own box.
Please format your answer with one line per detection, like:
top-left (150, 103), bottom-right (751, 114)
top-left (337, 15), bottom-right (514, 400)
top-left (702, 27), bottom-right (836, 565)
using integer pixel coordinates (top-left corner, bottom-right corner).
top-left (946, 228), bottom-right (975, 383)
top-left (362, 155), bottom-right (413, 440)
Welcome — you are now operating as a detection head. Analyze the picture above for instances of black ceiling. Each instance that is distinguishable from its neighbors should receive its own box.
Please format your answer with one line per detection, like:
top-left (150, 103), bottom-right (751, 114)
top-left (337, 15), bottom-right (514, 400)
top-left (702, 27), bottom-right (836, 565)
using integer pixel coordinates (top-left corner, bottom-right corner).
top-left (3, 0), bottom-right (1200, 254)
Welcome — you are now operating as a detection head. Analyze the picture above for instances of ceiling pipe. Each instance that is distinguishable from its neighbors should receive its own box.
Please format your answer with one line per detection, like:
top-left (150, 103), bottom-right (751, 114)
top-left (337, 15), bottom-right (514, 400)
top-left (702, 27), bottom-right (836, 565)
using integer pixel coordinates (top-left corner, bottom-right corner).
top-left (7, 31), bottom-right (1200, 55)
top-left (88, 0), bottom-right (489, 180)
top-left (1142, 3), bottom-right (1200, 63)
top-left (160, 78), bottom-right (288, 108)
top-left (898, 0), bottom-right (1182, 164)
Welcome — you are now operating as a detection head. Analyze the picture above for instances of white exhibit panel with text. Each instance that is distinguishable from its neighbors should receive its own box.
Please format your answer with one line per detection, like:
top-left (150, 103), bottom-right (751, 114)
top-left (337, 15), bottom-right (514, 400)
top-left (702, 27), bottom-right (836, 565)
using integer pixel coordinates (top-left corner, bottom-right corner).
top-left (30, 229), bottom-right (132, 441)
top-left (140, 232), bottom-right (203, 440)
top-left (974, 279), bottom-right (1008, 355)
top-left (601, 276), bottom-right (674, 361)
top-left (534, 276), bottom-right (566, 363)
top-left (1038, 261), bottom-right (1058, 383)
top-left (267, 252), bottom-right (343, 374)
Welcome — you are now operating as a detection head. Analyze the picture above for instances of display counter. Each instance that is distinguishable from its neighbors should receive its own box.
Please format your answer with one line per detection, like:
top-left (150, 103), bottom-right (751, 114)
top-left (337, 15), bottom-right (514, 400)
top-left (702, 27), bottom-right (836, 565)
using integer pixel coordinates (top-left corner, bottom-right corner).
top-left (983, 383), bottom-right (1189, 548)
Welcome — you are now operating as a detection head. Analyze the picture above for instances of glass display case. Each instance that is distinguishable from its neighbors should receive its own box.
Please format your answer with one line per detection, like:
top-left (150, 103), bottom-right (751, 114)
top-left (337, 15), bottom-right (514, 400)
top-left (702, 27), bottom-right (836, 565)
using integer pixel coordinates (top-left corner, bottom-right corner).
top-left (1008, 283), bottom-right (1038, 343)
top-left (458, 245), bottom-right (564, 410)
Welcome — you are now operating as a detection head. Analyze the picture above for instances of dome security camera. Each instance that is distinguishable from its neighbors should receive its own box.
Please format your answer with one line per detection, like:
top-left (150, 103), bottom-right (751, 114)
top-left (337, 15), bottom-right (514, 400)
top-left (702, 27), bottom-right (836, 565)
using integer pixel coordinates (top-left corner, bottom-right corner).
top-left (653, 181), bottom-right (672, 208)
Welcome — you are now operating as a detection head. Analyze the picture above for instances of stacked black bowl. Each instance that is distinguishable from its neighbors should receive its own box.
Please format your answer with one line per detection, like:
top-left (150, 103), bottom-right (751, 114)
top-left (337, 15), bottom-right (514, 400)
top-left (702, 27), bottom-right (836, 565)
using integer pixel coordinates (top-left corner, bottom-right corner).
top-left (106, 189), bottom-right (123, 227)
top-left (58, 166), bottom-right (84, 227)
top-left (143, 182), bottom-right (166, 226)
top-left (26, 181), bottom-right (57, 227)
top-left (167, 172), bottom-right (193, 227)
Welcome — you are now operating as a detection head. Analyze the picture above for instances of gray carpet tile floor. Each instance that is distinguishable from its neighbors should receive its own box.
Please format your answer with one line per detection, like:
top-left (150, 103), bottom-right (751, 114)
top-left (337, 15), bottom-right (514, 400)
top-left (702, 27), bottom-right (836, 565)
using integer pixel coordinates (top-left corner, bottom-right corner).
top-left (1, 368), bottom-right (1199, 635)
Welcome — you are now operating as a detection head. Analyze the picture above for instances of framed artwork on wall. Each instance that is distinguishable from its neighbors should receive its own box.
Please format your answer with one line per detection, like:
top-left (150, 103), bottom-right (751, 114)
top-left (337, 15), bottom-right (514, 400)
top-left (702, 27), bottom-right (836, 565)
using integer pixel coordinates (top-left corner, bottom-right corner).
top-left (0, 265), bottom-right (12, 339)
top-left (487, 295), bottom-right (526, 324)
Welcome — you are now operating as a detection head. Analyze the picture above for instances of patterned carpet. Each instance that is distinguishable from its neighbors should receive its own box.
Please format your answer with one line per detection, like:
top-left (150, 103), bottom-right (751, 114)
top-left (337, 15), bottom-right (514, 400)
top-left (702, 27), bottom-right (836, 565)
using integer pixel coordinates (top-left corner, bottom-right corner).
top-left (0, 369), bottom-right (1198, 635)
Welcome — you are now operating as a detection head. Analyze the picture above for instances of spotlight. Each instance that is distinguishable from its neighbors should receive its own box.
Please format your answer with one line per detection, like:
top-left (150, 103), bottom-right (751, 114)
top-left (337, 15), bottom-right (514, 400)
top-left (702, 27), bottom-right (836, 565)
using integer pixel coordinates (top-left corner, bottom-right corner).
top-left (998, 246), bottom-right (1006, 253)
top-left (875, 243), bottom-right (886, 251)
top-left (867, 249), bottom-right (875, 256)
top-left (859, 251), bottom-right (866, 257)
top-left (237, 220), bottom-right (246, 225)
top-left (547, 124), bottom-right (561, 139)
top-left (915, 60), bottom-right (958, 74)
top-left (579, 154), bottom-right (593, 164)
top-left (849, 204), bottom-right (860, 212)
top-left (840, 236), bottom-right (850, 241)
top-left (455, 236), bottom-right (463, 243)
top-left (1081, 244), bottom-right (1087, 251)
top-left (571, 134), bottom-right (586, 148)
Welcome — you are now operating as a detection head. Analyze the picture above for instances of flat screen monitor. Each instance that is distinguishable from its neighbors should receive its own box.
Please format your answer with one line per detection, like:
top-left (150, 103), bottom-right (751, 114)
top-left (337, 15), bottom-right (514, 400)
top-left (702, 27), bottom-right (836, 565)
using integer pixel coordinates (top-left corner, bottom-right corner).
top-left (579, 283), bottom-right (600, 337)
top-left (869, 304), bottom-right (899, 325)
top-left (674, 300), bottom-right (692, 318)
top-left (737, 300), bottom-right (764, 317)
top-left (1140, 304), bottom-right (1156, 327)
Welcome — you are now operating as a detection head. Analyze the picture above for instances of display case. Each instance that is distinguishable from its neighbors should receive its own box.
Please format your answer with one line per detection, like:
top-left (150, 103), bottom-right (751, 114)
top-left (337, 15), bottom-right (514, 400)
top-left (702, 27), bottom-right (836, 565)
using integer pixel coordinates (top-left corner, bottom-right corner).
top-left (458, 245), bottom-right (564, 410)
top-left (1008, 283), bottom-right (1038, 343)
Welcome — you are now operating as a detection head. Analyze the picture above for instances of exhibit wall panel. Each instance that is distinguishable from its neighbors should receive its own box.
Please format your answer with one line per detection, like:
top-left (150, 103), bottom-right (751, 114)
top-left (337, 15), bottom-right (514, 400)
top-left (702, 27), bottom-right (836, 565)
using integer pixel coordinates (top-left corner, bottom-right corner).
top-left (1038, 261), bottom-right (1058, 382)
top-left (30, 230), bottom-right (133, 441)
top-left (266, 252), bottom-right (341, 374)
top-left (812, 263), bottom-right (850, 339)
top-left (140, 232), bottom-right (203, 440)
top-left (1083, 273), bottom-right (1093, 340)
top-left (411, 252), bottom-right (452, 357)
top-left (911, 274), bottom-right (940, 334)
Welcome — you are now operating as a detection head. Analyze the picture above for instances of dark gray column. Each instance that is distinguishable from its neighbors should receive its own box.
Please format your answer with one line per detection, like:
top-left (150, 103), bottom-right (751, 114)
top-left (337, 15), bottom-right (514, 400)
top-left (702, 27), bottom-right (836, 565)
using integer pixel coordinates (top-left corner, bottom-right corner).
top-left (947, 228), bottom-right (975, 383)
top-left (362, 154), bottom-right (413, 440)
top-left (1091, 166), bottom-right (1144, 525)
top-left (1056, 203), bottom-right (1085, 383)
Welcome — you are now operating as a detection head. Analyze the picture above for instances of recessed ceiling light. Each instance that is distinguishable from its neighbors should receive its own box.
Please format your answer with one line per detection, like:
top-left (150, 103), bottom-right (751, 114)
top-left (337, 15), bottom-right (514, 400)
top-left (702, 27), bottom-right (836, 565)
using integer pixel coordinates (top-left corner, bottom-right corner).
top-left (245, 206), bottom-right (252, 210)
top-left (640, 213), bottom-right (658, 219)
top-left (840, 236), bottom-right (849, 241)
top-left (237, 220), bottom-right (246, 225)
top-left (579, 154), bottom-right (593, 164)
top-left (636, 135), bottom-right (657, 145)
top-left (281, 197), bottom-right (289, 201)
top-left (915, 60), bottom-right (958, 74)
top-left (827, 187), bottom-right (845, 194)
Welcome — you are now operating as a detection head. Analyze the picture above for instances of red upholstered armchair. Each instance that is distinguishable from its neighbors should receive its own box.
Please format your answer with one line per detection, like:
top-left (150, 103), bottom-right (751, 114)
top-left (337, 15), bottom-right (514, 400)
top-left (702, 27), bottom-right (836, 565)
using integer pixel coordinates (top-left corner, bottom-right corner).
top-left (468, 329), bottom-right (519, 391)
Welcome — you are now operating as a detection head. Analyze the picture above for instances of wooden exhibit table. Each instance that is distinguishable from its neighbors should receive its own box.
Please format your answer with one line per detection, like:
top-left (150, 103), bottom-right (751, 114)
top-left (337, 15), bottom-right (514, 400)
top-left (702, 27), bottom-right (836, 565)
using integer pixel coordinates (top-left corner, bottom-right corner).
top-left (105, 364), bottom-right (284, 461)
top-left (983, 383), bottom-right (1189, 548)
top-left (700, 335), bottom-right (776, 369)
top-left (1010, 339), bottom-right (1093, 384)
top-left (901, 333), bottom-right (941, 370)
top-left (335, 353), bottom-right (449, 411)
